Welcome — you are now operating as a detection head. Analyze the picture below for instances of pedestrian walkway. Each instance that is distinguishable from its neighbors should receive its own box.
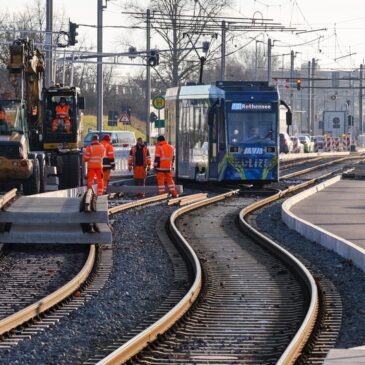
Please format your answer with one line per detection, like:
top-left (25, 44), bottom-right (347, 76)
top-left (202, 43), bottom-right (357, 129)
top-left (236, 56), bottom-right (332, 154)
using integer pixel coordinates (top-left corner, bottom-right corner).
top-left (290, 179), bottom-right (365, 249)
top-left (281, 164), bottom-right (365, 364)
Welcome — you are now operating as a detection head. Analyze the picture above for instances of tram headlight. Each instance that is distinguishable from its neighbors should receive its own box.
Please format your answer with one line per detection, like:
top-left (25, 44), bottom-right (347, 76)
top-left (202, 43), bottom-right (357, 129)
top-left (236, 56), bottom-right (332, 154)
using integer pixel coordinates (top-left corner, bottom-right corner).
top-left (233, 129), bottom-right (239, 135)
top-left (232, 138), bottom-right (237, 143)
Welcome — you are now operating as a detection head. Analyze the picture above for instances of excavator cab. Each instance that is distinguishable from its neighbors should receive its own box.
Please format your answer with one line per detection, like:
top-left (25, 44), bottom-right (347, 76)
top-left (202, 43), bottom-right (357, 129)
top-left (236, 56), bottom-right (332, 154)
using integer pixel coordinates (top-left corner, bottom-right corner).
top-left (42, 86), bottom-right (85, 189)
top-left (42, 86), bottom-right (84, 151)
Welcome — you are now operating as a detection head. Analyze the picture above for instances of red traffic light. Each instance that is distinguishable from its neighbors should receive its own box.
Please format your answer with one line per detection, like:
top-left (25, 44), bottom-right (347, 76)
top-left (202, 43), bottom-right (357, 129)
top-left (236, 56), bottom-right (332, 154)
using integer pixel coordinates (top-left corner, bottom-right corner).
top-left (296, 79), bottom-right (302, 90)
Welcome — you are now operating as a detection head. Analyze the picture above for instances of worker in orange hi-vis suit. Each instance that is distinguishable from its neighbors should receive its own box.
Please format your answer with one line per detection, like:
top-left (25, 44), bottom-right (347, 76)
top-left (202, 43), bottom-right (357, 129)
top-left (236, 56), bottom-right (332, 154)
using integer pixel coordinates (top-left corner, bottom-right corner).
top-left (154, 135), bottom-right (177, 197)
top-left (52, 97), bottom-right (71, 133)
top-left (128, 137), bottom-right (151, 196)
top-left (83, 134), bottom-right (105, 196)
top-left (100, 134), bottom-right (115, 194)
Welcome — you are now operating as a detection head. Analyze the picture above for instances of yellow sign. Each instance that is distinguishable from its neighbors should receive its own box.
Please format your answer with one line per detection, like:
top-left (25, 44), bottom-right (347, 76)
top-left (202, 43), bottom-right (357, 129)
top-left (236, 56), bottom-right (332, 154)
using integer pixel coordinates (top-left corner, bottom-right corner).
top-left (152, 96), bottom-right (165, 110)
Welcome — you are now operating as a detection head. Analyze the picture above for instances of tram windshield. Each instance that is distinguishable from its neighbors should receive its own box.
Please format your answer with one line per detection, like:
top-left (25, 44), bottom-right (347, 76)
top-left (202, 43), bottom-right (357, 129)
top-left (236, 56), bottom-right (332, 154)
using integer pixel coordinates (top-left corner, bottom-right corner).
top-left (227, 111), bottom-right (277, 145)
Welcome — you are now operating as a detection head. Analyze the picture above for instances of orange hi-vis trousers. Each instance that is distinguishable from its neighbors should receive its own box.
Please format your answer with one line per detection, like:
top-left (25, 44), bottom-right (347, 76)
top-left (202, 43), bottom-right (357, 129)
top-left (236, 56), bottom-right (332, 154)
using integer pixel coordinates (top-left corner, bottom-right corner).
top-left (156, 171), bottom-right (177, 196)
top-left (87, 168), bottom-right (104, 196)
top-left (103, 169), bottom-right (111, 194)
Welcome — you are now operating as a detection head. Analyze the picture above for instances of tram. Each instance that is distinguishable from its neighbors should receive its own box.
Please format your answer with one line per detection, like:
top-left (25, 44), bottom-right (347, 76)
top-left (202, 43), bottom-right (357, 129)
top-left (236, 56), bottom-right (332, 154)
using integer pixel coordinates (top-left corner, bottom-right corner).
top-left (164, 81), bottom-right (292, 184)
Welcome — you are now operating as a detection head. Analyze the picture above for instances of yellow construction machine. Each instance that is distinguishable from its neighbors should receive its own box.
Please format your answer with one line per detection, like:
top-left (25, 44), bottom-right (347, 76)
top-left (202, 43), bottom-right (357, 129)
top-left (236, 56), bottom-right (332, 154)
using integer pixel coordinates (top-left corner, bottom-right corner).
top-left (0, 38), bottom-right (85, 194)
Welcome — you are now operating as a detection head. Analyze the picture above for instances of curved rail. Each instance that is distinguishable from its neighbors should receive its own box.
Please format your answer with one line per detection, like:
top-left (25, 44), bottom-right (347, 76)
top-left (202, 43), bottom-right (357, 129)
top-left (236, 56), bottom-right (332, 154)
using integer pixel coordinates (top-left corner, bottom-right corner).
top-left (0, 245), bottom-right (96, 335)
top-left (96, 190), bottom-right (238, 365)
top-left (0, 193), bottom-right (170, 337)
top-left (239, 193), bottom-right (318, 365)
top-left (98, 166), bottom-right (349, 364)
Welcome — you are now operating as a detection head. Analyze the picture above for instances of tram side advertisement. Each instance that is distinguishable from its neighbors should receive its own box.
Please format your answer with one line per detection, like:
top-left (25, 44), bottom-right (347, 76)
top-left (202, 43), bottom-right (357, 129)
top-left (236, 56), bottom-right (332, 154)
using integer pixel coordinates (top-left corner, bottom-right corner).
top-left (223, 102), bottom-right (279, 181)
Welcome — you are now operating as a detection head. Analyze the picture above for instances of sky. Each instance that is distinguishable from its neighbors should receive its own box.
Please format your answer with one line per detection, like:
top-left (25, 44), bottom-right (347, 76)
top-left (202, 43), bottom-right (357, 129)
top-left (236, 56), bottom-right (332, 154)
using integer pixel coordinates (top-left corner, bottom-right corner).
top-left (3, 0), bottom-right (365, 73)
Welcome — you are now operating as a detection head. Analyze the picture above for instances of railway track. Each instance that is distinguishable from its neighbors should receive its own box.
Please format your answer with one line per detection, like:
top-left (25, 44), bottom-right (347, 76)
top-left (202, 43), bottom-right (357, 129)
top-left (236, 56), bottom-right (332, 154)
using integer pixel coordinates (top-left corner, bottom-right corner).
top-left (0, 154), bottom-right (358, 363)
top-left (0, 191), bottom-right (171, 354)
top-left (95, 156), bottom-right (362, 364)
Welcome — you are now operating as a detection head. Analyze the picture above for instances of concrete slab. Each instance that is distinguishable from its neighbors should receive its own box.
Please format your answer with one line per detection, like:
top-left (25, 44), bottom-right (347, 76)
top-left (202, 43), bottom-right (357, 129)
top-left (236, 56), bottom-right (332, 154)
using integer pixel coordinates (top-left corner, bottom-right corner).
top-left (0, 196), bottom-right (108, 224)
top-left (0, 223), bottom-right (112, 244)
top-left (324, 348), bottom-right (365, 364)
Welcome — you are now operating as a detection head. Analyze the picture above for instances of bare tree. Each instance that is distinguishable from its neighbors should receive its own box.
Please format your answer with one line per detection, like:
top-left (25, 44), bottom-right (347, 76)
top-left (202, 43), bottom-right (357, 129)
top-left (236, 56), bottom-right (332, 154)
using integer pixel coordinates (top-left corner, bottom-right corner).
top-left (239, 45), bottom-right (265, 81)
top-left (125, 0), bottom-right (232, 87)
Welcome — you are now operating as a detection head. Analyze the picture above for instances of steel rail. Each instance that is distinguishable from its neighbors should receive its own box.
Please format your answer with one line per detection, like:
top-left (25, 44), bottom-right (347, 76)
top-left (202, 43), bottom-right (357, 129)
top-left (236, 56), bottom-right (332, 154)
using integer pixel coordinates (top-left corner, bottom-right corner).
top-left (0, 245), bottom-right (96, 335)
top-left (239, 193), bottom-right (318, 364)
top-left (98, 167), bottom-right (347, 364)
top-left (96, 190), bottom-right (238, 365)
top-left (281, 156), bottom-right (350, 179)
top-left (0, 193), bottom-right (169, 338)
top-left (108, 193), bottom-right (168, 215)
top-left (237, 169), bottom-right (348, 363)
top-left (0, 189), bottom-right (17, 209)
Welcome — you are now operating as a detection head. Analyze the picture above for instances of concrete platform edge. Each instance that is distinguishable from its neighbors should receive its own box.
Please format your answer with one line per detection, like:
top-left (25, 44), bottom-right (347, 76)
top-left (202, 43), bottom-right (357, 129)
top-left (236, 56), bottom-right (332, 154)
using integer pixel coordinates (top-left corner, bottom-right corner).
top-left (281, 175), bottom-right (365, 273)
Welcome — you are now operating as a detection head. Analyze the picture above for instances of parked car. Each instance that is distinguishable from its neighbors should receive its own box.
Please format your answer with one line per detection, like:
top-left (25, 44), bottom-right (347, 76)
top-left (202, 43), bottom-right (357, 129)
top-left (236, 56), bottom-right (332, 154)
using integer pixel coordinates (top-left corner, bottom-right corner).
top-left (84, 131), bottom-right (136, 148)
top-left (298, 135), bottom-right (314, 153)
top-left (310, 135), bottom-right (325, 151)
top-left (290, 136), bottom-right (305, 153)
top-left (279, 132), bottom-right (293, 154)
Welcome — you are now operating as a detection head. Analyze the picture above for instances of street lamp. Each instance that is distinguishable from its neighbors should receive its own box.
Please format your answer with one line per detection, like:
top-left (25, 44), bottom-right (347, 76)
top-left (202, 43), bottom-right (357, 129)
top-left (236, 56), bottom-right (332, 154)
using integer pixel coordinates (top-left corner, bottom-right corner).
top-left (199, 41), bottom-right (210, 84)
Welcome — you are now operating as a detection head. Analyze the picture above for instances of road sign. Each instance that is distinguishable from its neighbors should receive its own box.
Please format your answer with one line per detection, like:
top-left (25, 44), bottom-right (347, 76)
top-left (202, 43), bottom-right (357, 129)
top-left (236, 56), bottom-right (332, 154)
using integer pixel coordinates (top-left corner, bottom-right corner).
top-left (155, 119), bottom-right (165, 128)
top-left (120, 111), bottom-right (130, 124)
top-left (152, 96), bottom-right (165, 110)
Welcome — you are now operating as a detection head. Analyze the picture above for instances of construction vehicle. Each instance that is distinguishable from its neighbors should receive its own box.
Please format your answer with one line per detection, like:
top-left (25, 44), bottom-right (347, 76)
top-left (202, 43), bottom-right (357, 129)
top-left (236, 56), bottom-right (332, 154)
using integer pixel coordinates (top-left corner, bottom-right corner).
top-left (0, 38), bottom-right (85, 194)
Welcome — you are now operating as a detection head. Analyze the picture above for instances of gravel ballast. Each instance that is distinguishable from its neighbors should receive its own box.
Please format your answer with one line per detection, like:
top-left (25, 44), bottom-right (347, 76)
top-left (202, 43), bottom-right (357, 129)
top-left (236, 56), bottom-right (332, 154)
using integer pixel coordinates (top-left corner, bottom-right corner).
top-left (1, 202), bottom-right (176, 365)
top-left (256, 200), bottom-right (365, 347)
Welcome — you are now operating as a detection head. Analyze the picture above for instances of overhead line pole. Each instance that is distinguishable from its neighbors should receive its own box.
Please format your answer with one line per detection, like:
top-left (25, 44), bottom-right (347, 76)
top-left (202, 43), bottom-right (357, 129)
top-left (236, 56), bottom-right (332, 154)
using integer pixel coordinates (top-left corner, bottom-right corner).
top-left (311, 58), bottom-right (316, 135)
top-left (146, 9), bottom-right (151, 144)
top-left (220, 20), bottom-right (226, 81)
top-left (267, 38), bottom-right (272, 84)
top-left (290, 50), bottom-right (294, 134)
top-left (45, 0), bottom-right (53, 87)
top-left (307, 60), bottom-right (311, 133)
top-left (360, 64), bottom-right (363, 134)
top-left (97, 0), bottom-right (104, 131)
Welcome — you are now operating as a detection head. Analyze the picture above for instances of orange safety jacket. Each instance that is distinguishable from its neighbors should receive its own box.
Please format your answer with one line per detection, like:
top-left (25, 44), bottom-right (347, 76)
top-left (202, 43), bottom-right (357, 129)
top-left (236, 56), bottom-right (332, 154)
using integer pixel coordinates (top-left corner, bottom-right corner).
top-left (101, 140), bottom-right (115, 170)
top-left (83, 141), bottom-right (105, 169)
top-left (154, 140), bottom-right (174, 172)
top-left (52, 104), bottom-right (71, 132)
top-left (0, 111), bottom-right (6, 120)
top-left (55, 104), bottom-right (70, 119)
top-left (128, 144), bottom-right (151, 168)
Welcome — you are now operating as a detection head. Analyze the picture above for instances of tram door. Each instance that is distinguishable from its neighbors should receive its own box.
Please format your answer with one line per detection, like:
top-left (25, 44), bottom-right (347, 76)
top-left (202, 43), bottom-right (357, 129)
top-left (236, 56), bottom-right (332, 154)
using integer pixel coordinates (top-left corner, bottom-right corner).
top-left (208, 108), bottom-right (219, 179)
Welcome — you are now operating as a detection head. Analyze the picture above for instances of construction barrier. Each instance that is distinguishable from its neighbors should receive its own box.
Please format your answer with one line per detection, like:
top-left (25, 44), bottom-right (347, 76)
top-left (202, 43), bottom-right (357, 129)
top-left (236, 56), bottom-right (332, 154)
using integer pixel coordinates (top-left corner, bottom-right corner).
top-left (332, 137), bottom-right (340, 152)
top-left (342, 134), bottom-right (351, 152)
top-left (324, 137), bottom-right (331, 152)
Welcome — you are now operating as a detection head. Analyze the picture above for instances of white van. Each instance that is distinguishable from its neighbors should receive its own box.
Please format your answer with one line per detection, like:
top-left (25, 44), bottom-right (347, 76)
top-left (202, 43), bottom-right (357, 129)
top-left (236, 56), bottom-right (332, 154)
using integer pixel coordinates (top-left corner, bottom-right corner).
top-left (84, 131), bottom-right (136, 148)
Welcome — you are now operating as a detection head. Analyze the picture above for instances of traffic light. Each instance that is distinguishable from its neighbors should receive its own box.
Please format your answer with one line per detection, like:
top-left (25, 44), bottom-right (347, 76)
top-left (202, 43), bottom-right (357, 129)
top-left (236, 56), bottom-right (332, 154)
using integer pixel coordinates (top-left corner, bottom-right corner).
top-left (348, 115), bottom-right (352, 126)
top-left (68, 21), bottom-right (79, 46)
top-left (128, 46), bottom-right (137, 59)
top-left (202, 41), bottom-right (210, 54)
top-left (150, 112), bottom-right (158, 123)
top-left (148, 49), bottom-right (159, 67)
top-left (296, 79), bottom-right (301, 91)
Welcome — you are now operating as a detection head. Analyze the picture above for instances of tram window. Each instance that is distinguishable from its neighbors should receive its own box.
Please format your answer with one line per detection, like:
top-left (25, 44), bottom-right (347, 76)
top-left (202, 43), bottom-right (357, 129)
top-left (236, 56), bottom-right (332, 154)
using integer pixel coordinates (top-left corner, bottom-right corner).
top-left (211, 143), bottom-right (217, 158)
top-left (219, 109), bottom-right (225, 150)
top-left (211, 111), bottom-right (217, 143)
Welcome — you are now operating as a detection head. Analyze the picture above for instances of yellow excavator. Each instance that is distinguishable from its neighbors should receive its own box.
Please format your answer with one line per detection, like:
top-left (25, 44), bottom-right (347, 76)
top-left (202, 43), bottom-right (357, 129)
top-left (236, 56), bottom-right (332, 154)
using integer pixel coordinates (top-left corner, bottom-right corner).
top-left (0, 38), bottom-right (85, 194)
